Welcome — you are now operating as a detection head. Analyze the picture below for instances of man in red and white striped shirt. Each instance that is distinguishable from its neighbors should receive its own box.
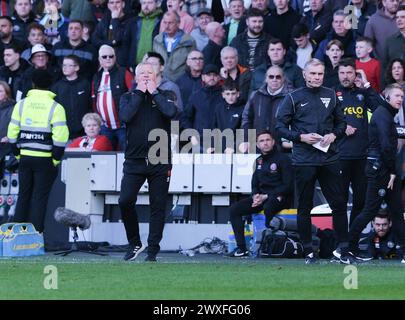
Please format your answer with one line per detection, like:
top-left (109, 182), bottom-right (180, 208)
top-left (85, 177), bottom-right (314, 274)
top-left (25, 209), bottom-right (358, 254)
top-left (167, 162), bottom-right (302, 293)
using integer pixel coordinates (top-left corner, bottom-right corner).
top-left (92, 45), bottom-right (133, 150)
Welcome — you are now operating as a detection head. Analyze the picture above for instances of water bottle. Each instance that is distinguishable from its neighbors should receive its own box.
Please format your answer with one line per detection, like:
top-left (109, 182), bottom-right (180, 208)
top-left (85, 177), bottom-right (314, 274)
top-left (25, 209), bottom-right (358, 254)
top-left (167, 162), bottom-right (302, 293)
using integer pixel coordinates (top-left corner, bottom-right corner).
top-left (228, 231), bottom-right (236, 252)
top-left (251, 212), bottom-right (266, 254)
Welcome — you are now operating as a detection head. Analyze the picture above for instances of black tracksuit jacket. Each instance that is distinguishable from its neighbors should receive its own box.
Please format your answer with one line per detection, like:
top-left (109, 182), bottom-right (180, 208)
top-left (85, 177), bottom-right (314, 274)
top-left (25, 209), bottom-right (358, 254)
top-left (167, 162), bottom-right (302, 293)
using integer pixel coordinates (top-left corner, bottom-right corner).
top-left (335, 85), bottom-right (382, 160)
top-left (119, 89), bottom-right (177, 162)
top-left (368, 100), bottom-right (399, 175)
top-left (251, 149), bottom-right (293, 198)
top-left (275, 86), bottom-right (346, 166)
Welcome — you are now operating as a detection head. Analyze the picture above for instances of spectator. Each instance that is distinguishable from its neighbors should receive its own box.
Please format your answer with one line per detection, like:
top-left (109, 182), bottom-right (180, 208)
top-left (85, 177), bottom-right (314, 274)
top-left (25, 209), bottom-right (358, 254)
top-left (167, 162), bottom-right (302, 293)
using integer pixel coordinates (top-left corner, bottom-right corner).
top-left (182, 64), bottom-right (223, 152)
top-left (209, 79), bottom-right (244, 153)
top-left (160, 0), bottom-right (194, 34)
top-left (12, 0), bottom-right (37, 44)
top-left (92, 0), bottom-right (134, 68)
top-left (153, 11), bottom-right (196, 81)
top-left (382, 5), bottom-right (405, 83)
top-left (241, 65), bottom-right (293, 153)
top-left (202, 21), bottom-right (225, 69)
top-left (127, 0), bottom-right (163, 69)
top-left (314, 10), bottom-right (357, 61)
top-left (266, 0), bottom-right (301, 49)
top-left (348, 0), bottom-right (377, 38)
top-left (190, 8), bottom-right (213, 51)
top-left (323, 39), bottom-right (344, 88)
top-left (21, 22), bottom-right (51, 62)
top-left (230, 8), bottom-right (271, 71)
top-left (52, 55), bottom-right (92, 140)
top-left (355, 36), bottom-right (381, 92)
top-left (92, 45), bottom-right (133, 150)
top-left (0, 16), bottom-right (26, 66)
top-left (224, 0), bottom-right (245, 45)
top-left (219, 46), bottom-right (252, 104)
top-left (175, 50), bottom-right (204, 108)
top-left (52, 20), bottom-right (98, 81)
top-left (291, 23), bottom-right (316, 70)
top-left (89, 0), bottom-right (109, 23)
top-left (385, 58), bottom-right (405, 88)
top-left (252, 38), bottom-right (304, 91)
top-left (67, 113), bottom-right (113, 151)
top-left (62, 0), bottom-right (95, 23)
top-left (0, 43), bottom-right (29, 100)
top-left (17, 43), bottom-right (61, 99)
top-left (364, 0), bottom-right (399, 60)
top-left (0, 81), bottom-right (15, 149)
top-left (39, 0), bottom-right (69, 45)
top-left (300, 0), bottom-right (333, 46)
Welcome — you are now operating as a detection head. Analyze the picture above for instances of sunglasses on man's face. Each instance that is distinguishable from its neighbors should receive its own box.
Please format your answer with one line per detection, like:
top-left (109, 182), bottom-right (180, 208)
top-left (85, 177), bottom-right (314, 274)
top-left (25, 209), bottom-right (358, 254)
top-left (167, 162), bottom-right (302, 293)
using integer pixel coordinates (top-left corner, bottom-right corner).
top-left (101, 55), bottom-right (115, 59)
top-left (268, 74), bottom-right (282, 79)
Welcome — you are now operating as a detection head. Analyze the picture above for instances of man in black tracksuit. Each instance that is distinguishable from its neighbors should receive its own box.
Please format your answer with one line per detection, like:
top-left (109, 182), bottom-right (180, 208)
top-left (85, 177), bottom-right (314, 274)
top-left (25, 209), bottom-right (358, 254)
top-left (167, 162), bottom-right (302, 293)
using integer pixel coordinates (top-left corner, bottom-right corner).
top-left (342, 83), bottom-right (405, 264)
top-left (118, 62), bottom-right (177, 262)
top-left (336, 59), bottom-right (383, 226)
top-left (276, 58), bottom-right (348, 263)
top-left (228, 130), bottom-right (293, 257)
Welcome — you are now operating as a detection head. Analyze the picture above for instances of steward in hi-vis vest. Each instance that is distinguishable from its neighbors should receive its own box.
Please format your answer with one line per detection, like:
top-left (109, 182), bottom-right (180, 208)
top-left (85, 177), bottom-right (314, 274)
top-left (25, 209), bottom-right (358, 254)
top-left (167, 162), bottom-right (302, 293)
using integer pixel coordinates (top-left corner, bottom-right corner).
top-left (7, 69), bottom-right (69, 233)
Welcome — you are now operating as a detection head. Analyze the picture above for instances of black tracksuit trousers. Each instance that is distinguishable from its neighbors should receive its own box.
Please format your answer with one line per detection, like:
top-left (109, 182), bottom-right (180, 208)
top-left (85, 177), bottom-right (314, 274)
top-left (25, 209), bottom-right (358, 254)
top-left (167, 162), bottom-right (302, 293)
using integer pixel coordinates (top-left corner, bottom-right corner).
top-left (118, 159), bottom-right (171, 256)
top-left (230, 196), bottom-right (290, 250)
top-left (295, 163), bottom-right (349, 255)
top-left (13, 156), bottom-right (58, 233)
top-left (340, 159), bottom-right (367, 226)
top-left (348, 164), bottom-right (405, 252)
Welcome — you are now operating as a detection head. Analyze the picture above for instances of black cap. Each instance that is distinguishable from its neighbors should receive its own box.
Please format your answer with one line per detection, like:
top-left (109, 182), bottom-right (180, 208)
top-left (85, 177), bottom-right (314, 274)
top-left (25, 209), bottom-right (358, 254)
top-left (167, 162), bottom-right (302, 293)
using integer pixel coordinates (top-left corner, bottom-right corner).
top-left (196, 7), bottom-right (212, 17)
top-left (32, 69), bottom-right (53, 89)
top-left (202, 64), bottom-right (219, 75)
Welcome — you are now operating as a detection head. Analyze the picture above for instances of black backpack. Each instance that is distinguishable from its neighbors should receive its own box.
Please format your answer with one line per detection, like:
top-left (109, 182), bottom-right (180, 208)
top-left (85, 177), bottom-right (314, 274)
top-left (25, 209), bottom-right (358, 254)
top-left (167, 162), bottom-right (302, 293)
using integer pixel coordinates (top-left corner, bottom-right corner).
top-left (258, 229), bottom-right (304, 258)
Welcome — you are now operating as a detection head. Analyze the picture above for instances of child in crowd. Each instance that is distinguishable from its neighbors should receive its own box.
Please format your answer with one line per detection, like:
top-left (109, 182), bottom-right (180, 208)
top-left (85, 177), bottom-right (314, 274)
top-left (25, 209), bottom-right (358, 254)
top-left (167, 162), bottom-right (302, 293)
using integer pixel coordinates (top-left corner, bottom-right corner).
top-left (355, 36), bottom-right (381, 92)
top-left (208, 80), bottom-right (244, 153)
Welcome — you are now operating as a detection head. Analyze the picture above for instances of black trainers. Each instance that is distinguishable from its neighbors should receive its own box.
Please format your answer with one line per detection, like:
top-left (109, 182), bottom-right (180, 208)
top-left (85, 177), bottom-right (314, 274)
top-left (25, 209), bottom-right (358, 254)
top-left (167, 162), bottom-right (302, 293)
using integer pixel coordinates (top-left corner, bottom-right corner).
top-left (123, 243), bottom-right (146, 261)
top-left (227, 248), bottom-right (250, 257)
top-left (340, 251), bottom-right (359, 264)
top-left (145, 254), bottom-right (157, 262)
top-left (355, 251), bottom-right (373, 262)
top-left (304, 252), bottom-right (317, 264)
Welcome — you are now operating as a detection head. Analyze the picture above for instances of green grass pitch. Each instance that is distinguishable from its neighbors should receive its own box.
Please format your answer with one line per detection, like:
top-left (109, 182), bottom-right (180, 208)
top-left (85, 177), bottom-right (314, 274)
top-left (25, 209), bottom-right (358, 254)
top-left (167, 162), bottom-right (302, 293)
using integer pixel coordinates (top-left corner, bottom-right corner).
top-left (0, 253), bottom-right (404, 300)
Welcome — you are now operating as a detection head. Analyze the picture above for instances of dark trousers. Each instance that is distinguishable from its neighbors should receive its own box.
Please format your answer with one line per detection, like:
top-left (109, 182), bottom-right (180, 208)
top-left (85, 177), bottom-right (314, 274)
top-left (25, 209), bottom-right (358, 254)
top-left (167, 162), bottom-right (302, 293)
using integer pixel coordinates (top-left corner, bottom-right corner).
top-left (13, 156), bottom-right (58, 233)
top-left (230, 196), bottom-right (290, 250)
top-left (118, 159), bottom-right (171, 255)
top-left (349, 163), bottom-right (405, 251)
top-left (340, 159), bottom-right (367, 226)
top-left (295, 163), bottom-right (348, 253)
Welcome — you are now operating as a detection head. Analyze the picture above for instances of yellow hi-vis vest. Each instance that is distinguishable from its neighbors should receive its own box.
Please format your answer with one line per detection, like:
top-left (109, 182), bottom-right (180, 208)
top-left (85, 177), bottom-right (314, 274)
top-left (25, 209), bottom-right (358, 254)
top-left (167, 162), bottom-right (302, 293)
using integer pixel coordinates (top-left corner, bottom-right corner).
top-left (7, 89), bottom-right (69, 158)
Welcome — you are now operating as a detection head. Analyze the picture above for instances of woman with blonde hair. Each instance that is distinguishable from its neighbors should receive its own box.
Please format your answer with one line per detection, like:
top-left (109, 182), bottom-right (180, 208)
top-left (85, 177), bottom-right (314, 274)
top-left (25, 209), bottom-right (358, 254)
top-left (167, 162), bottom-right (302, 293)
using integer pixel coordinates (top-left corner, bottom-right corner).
top-left (67, 113), bottom-right (112, 151)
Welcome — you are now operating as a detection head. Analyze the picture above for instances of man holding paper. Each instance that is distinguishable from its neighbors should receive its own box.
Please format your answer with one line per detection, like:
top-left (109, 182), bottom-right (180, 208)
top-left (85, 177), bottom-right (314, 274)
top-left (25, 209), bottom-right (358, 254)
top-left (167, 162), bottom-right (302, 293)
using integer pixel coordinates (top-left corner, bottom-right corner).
top-left (275, 58), bottom-right (348, 264)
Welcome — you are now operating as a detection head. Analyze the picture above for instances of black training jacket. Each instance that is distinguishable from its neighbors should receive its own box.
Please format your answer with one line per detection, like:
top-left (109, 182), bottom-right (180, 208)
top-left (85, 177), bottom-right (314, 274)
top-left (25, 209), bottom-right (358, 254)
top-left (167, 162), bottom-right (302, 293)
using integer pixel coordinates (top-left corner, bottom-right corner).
top-left (275, 86), bottom-right (346, 166)
top-left (368, 100), bottom-right (399, 175)
top-left (251, 148), bottom-right (293, 198)
top-left (335, 85), bottom-right (382, 160)
top-left (119, 88), bottom-right (177, 162)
